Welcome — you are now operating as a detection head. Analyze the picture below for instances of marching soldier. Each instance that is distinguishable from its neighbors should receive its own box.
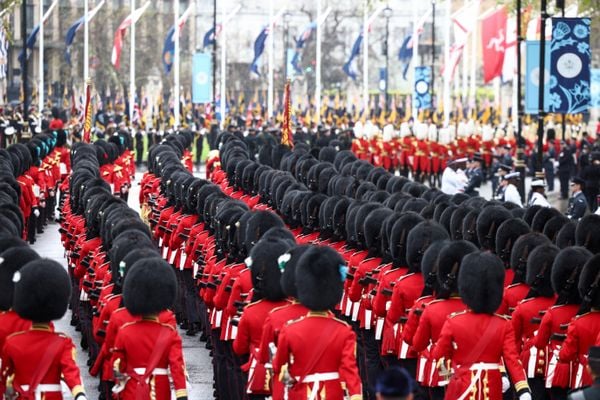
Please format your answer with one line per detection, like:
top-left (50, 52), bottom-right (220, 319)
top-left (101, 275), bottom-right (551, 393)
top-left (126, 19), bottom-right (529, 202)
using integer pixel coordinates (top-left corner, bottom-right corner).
top-left (1, 258), bottom-right (88, 400)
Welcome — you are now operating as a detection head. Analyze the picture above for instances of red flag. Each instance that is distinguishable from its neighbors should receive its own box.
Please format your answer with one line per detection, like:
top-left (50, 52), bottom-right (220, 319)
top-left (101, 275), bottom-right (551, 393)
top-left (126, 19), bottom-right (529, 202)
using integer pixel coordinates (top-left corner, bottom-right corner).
top-left (281, 79), bottom-right (293, 148)
top-left (111, 1), bottom-right (151, 69)
top-left (82, 81), bottom-right (92, 143)
top-left (481, 7), bottom-right (508, 83)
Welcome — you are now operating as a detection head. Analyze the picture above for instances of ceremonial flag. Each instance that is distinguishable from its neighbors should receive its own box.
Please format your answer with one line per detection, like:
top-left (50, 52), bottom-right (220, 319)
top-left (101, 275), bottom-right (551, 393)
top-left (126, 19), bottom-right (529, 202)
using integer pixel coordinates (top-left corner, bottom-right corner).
top-left (250, 27), bottom-right (269, 76)
top-left (203, 25), bottom-right (222, 49)
top-left (0, 20), bottom-right (8, 80)
top-left (398, 35), bottom-right (413, 80)
top-left (162, 4), bottom-right (194, 73)
top-left (502, 16), bottom-right (517, 81)
top-left (111, 1), bottom-right (151, 69)
top-left (192, 53), bottom-right (212, 104)
top-left (82, 81), bottom-right (93, 143)
top-left (281, 80), bottom-right (293, 148)
top-left (296, 22), bottom-right (317, 49)
top-left (18, 0), bottom-right (59, 63)
top-left (524, 40), bottom-right (550, 114)
top-left (64, 0), bottom-right (105, 65)
top-left (443, 1), bottom-right (479, 80)
top-left (548, 18), bottom-right (591, 114)
top-left (343, 31), bottom-right (363, 80)
top-left (481, 7), bottom-right (507, 83)
top-left (414, 66), bottom-right (432, 110)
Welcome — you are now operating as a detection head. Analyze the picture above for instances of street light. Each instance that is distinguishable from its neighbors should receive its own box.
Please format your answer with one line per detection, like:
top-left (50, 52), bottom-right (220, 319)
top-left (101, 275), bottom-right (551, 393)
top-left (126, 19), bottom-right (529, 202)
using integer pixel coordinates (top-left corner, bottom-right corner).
top-left (383, 5), bottom-right (392, 116)
top-left (283, 12), bottom-right (291, 82)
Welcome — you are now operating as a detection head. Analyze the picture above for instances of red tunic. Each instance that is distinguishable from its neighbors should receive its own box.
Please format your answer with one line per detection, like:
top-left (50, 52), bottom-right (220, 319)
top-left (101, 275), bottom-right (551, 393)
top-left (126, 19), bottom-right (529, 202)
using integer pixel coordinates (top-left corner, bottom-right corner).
top-left (1, 324), bottom-right (85, 400)
top-left (112, 318), bottom-right (187, 400)
top-left (432, 311), bottom-right (529, 400)
top-left (273, 311), bottom-right (362, 400)
top-left (558, 310), bottom-right (600, 388)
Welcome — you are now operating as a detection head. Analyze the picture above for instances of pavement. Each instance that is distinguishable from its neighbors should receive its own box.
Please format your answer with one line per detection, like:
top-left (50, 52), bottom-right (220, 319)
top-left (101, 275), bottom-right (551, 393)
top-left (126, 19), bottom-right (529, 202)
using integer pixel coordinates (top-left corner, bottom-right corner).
top-left (30, 166), bottom-right (567, 400)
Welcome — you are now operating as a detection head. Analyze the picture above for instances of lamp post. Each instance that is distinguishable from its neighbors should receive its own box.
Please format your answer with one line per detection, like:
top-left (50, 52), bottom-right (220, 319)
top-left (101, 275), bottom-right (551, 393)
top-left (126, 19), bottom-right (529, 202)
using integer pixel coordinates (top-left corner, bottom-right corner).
top-left (283, 12), bottom-right (290, 83)
top-left (515, 0), bottom-right (526, 200)
top-left (535, 0), bottom-right (548, 178)
top-left (383, 5), bottom-right (392, 115)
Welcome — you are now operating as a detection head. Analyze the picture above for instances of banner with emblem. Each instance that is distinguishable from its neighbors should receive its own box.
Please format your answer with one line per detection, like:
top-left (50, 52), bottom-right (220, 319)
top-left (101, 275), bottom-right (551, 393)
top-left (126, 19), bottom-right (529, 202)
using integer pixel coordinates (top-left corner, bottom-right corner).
top-left (0, 19), bottom-right (8, 80)
top-left (525, 41), bottom-right (550, 114)
top-left (481, 7), bottom-right (507, 83)
top-left (548, 17), bottom-right (591, 114)
top-left (192, 53), bottom-right (212, 104)
top-left (591, 69), bottom-right (600, 109)
top-left (414, 66), bottom-right (432, 110)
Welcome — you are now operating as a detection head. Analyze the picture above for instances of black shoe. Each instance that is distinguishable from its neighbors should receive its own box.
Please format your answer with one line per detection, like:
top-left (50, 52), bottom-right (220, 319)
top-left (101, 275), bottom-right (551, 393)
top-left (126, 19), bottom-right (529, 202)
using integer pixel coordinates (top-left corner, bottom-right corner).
top-left (80, 335), bottom-right (88, 350)
top-left (186, 327), bottom-right (198, 336)
top-left (199, 332), bottom-right (208, 342)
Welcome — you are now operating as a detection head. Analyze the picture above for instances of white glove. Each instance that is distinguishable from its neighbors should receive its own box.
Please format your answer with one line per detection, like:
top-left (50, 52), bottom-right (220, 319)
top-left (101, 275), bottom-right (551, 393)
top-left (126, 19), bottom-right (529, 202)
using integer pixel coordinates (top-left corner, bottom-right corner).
top-left (501, 375), bottom-right (510, 393)
top-left (33, 208), bottom-right (40, 218)
top-left (519, 393), bottom-right (532, 400)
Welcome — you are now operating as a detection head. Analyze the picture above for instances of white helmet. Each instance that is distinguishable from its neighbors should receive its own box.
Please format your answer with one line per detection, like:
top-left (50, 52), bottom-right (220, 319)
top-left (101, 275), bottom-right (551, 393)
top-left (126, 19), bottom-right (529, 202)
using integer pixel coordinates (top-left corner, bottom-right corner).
top-left (428, 124), bottom-right (438, 141)
top-left (383, 124), bottom-right (394, 142)
top-left (353, 121), bottom-right (364, 139)
top-left (482, 125), bottom-right (494, 142)
top-left (415, 122), bottom-right (428, 140)
top-left (400, 122), bottom-right (411, 138)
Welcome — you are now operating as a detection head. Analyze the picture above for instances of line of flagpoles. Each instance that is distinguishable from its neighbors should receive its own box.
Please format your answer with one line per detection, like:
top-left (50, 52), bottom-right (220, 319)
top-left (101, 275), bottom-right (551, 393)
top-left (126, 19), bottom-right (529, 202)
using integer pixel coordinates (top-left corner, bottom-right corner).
top-left (12, 0), bottom-right (587, 133)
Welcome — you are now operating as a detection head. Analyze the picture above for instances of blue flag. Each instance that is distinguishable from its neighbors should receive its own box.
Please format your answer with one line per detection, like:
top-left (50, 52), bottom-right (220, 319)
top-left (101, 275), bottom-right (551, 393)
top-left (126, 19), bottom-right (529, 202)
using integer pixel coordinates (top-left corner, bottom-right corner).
top-left (250, 27), bottom-right (268, 76)
top-left (549, 18), bottom-right (591, 114)
top-left (525, 41), bottom-right (550, 114)
top-left (203, 27), bottom-right (216, 49)
top-left (295, 22), bottom-right (316, 49)
top-left (291, 51), bottom-right (302, 75)
top-left (162, 25), bottom-right (176, 73)
top-left (64, 16), bottom-right (85, 64)
top-left (18, 25), bottom-right (41, 64)
top-left (398, 35), bottom-right (413, 81)
top-left (414, 66), bottom-right (432, 110)
top-left (592, 68), bottom-right (600, 109)
top-left (343, 32), bottom-right (362, 80)
top-left (192, 53), bottom-right (212, 104)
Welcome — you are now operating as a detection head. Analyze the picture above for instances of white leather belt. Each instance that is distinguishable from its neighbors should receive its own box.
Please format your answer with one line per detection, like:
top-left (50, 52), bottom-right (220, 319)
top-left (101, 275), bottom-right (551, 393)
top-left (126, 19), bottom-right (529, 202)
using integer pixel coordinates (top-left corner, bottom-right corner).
top-left (456, 363), bottom-right (501, 400)
top-left (300, 373), bottom-right (340, 400)
top-left (133, 367), bottom-right (169, 375)
top-left (468, 363), bottom-right (500, 371)
top-left (20, 384), bottom-right (62, 392)
top-left (301, 372), bottom-right (340, 383)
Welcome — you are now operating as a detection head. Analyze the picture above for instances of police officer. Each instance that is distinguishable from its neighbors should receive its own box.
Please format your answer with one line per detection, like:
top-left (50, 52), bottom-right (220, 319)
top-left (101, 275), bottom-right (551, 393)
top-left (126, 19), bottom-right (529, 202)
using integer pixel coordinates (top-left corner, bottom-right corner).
top-left (566, 176), bottom-right (588, 220)
top-left (558, 142), bottom-right (575, 199)
top-left (464, 154), bottom-right (483, 197)
top-left (503, 172), bottom-right (522, 207)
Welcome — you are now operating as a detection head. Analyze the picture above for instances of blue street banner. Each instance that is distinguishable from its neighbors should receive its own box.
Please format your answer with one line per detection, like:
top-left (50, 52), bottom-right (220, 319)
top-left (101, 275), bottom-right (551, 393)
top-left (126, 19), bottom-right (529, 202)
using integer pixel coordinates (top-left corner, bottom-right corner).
top-left (192, 53), bottom-right (212, 104)
top-left (591, 69), bottom-right (600, 109)
top-left (286, 48), bottom-right (296, 77)
top-left (414, 66), bottom-right (432, 110)
top-left (549, 18), bottom-right (591, 114)
top-left (343, 31), bottom-right (363, 80)
top-left (525, 41), bottom-right (550, 114)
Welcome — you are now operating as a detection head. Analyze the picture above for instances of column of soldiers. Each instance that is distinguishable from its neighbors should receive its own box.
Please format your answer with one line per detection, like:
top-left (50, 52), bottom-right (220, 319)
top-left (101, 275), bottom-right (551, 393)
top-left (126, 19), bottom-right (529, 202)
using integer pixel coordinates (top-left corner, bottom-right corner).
top-left (2, 113), bottom-right (600, 400)
top-left (132, 125), bottom-right (600, 400)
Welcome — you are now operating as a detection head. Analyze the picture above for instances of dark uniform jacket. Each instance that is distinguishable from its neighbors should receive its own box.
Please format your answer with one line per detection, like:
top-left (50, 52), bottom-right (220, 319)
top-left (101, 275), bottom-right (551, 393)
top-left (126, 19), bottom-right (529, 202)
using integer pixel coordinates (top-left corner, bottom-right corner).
top-left (567, 191), bottom-right (588, 220)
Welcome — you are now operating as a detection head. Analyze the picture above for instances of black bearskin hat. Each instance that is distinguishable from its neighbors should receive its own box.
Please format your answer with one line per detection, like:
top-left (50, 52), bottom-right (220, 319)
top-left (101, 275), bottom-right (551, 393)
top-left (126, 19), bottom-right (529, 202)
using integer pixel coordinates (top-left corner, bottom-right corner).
top-left (421, 240), bottom-right (450, 297)
top-left (295, 245), bottom-right (346, 311)
top-left (578, 254), bottom-right (600, 311)
top-left (459, 252), bottom-right (505, 314)
top-left (531, 207), bottom-right (561, 233)
top-left (576, 215), bottom-right (600, 254)
top-left (123, 258), bottom-right (177, 315)
top-left (0, 246), bottom-right (40, 311)
top-left (437, 240), bottom-right (478, 298)
top-left (552, 246), bottom-right (592, 305)
top-left (556, 221), bottom-right (577, 249)
top-left (461, 209), bottom-right (481, 247)
top-left (248, 238), bottom-right (292, 301)
top-left (543, 215), bottom-right (570, 243)
top-left (523, 205), bottom-right (543, 226)
top-left (245, 211), bottom-right (285, 252)
top-left (364, 208), bottom-right (394, 257)
top-left (495, 218), bottom-right (530, 266)
top-left (510, 232), bottom-right (551, 284)
top-left (406, 221), bottom-right (449, 273)
top-left (476, 205), bottom-right (512, 252)
top-left (279, 245), bottom-right (310, 299)
top-left (390, 212), bottom-right (425, 269)
top-left (14, 259), bottom-right (71, 322)
top-left (526, 244), bottom-right (560, 298)
top-left (449, 205), bottom-right (473, 240)
top-left (0, 235), bottom-right (27, 254)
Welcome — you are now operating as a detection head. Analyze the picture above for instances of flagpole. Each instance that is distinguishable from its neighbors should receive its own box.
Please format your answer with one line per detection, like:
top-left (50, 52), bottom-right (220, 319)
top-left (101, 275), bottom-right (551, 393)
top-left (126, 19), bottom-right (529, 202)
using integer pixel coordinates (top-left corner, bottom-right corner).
top-left (362, 0), bottom-right (369, 118)
top-left (174, 0), bottom-right (180, 128)
top-left (219, 1), bottom-right (226, 129)
top-left (38, 0), bottom-right (44, 112)
top-left (129, 0), bottom-right (135, 125)
top-left (267, 0), bottom-right (274, 121)
top-left (84, 0), bottom-right (89, 82)
top-left (315, 0), bottom-right (322, 125)
top-left (412, 5), bottom-right (419, 121)
top-left (443, 0), bottom-right (451, 126)
top-left (469, 0), bottom-right (478, 103)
